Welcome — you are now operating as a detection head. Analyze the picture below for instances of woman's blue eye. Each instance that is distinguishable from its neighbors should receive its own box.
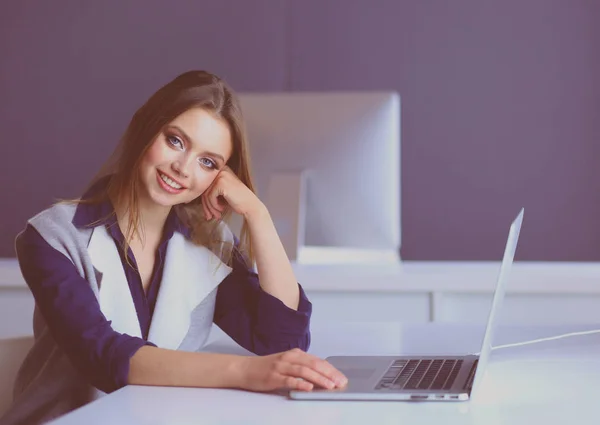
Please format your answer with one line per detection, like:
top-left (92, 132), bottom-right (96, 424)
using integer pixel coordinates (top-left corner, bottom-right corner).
top-left (167, 135), bottom-right (184, 149)
top-left (199, 158), bottom-right (217, 169)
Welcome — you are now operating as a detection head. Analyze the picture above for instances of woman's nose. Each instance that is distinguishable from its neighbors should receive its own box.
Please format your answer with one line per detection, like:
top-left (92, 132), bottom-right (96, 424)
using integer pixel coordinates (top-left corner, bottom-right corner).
top-left (171, 158), bottom-right (190, 178)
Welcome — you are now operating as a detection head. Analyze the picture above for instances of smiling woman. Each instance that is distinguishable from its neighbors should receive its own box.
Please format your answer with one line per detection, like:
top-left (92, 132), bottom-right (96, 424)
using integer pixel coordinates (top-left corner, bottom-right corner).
top-left (1, 71), bottom-right (347, 425)
top-left (140, 109), bottom-right (232, 213)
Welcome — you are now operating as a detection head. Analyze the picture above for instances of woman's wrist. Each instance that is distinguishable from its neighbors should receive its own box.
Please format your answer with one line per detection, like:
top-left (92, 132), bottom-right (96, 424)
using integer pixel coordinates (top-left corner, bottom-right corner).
top-left (130, 347), bottom-right (252, 389)
top-left (242, 200), bottom-right (269, 223)
top-left (227, 355), bottom-right (251, 389)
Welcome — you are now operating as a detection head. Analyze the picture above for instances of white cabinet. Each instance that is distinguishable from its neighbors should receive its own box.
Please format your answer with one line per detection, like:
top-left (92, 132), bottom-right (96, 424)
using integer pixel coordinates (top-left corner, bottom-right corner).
top-left (439, 293), bottom-right (600, 324)
top-left (1, 259), bottom-right (599, 339)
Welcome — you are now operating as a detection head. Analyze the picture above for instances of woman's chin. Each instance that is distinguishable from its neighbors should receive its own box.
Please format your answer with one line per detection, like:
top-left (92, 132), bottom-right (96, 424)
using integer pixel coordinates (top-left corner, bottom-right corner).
top-left (146, 189), bottom-right (182, 208)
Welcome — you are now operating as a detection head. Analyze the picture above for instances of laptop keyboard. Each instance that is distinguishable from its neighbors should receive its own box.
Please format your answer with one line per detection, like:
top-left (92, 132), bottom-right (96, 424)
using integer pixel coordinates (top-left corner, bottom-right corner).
top-left (375, 359), bottom-right (464, 391)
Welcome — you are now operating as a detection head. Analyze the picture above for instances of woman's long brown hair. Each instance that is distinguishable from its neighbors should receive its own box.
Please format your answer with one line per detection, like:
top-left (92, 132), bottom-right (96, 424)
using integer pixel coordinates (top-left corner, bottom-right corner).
top-left (75, 70), bottom-right (256, 267)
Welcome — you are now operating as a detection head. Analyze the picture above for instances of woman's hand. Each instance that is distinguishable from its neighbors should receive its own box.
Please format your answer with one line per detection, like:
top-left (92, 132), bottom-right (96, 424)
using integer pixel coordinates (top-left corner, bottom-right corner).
top-left (236, 348), bottom-right (348, 392)
top-left (201, 166), bottom-right (263, 221)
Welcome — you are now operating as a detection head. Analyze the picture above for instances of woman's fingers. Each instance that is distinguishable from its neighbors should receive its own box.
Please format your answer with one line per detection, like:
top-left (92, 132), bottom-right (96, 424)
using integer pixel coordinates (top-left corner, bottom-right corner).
top-left (201, 196), bottom-right (212, 220)
top-left (202, 189), bottom-right (224, 220)
top-left (207, 185), bottom-right (226, 213)
top-left (285, 364), bottom-right (336, 389)
top-left (201, 181), bottom-right (227, 220)
top-left (240, 350), bottom-right (347, 393)
top-left (283, 376), bottom-right (313, 392)
top-left (285, 349), bottom-right (348, 387)
top-left (203, 196), bottom-right (220, 220)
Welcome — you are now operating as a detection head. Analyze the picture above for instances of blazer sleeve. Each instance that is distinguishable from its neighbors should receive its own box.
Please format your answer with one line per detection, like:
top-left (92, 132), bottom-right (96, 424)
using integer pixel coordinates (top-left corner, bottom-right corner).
top-left (15, 224), bottom-right (155, 393)
top-left (212, 247), bottom-right (312, 355)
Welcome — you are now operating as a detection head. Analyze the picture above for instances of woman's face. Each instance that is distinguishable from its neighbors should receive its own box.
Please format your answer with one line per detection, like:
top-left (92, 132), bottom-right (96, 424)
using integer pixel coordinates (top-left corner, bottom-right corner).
top-left (138, 107), bottom-right (233, 208)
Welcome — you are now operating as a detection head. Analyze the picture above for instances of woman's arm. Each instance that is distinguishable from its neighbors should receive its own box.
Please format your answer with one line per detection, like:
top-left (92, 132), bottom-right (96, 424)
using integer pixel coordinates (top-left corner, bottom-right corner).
top-left (128, 346), bottom-right (242, 388)
top-left (18, 224), bottom-right (346, 392)
top-left (128, 345), bottom-right (346, 392)
top-left (213, 245), bottom-right (311, 355)
top-left (201, 166), bottom-right (303, 310)
top-left (15, 224), bottom-right (155, 393)
top-left (202, 166), bottom-right (316, 354)
top-left (243, 204), bottom-right (301, 310)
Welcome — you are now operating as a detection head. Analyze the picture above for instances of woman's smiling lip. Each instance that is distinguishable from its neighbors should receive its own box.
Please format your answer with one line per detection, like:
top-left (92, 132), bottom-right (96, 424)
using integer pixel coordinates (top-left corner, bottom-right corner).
top-left (157, 170), bottom-right (187, 189)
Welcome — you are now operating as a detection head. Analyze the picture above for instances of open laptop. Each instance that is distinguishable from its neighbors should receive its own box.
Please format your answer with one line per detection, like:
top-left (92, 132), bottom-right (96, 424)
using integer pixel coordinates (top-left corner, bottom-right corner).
top-left (290, 208), bottom-right (524, 401)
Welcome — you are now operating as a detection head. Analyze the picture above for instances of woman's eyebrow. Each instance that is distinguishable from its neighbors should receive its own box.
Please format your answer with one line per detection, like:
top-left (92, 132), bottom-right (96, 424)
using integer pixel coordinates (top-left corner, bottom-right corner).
top-left (168, 124), bottom-right (225, 163)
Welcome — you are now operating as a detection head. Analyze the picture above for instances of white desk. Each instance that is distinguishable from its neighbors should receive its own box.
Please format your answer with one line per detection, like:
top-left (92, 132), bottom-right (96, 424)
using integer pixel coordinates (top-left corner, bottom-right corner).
top-left (48, 321), bottom-right (600, 425)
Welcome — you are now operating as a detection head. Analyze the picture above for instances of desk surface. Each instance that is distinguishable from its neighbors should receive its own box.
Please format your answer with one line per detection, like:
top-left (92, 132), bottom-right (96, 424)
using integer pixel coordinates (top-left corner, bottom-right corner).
top-left (48, 322), bottom-right (600, 425)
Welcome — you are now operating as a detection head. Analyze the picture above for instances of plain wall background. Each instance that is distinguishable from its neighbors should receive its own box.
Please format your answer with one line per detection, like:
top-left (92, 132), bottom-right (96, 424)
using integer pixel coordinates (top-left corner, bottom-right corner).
top-left (1, 0), bottom-right (599, 260)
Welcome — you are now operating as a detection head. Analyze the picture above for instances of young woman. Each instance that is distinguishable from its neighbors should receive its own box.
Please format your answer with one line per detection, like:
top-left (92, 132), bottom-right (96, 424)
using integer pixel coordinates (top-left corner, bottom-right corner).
top-left (1, 70), bottom-right (347, 425)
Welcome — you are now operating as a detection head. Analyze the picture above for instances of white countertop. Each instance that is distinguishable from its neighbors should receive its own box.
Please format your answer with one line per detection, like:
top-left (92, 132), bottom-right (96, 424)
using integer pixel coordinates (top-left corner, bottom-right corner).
top-left (47, 321), bottom-right (600, 425)
top-left (291, 260), bottom-right (600, 294)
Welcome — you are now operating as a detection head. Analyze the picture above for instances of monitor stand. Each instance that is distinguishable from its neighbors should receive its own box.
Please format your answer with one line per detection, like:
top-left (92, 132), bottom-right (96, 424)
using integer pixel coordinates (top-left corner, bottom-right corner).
top-left (264, 171), bottom-right (307, 263)
top-left (265, 171), bottom-right (401, 266)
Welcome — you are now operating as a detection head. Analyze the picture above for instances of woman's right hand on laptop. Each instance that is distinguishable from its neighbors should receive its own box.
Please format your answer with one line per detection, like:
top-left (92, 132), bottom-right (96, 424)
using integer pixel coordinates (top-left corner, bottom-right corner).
top-left (236, 348), bottom-right (348, 392)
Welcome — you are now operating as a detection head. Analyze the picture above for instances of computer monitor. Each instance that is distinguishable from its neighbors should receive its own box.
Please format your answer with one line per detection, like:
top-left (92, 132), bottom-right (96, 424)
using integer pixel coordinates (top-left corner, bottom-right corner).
top-left (235, 91), bottom-right (401, 264)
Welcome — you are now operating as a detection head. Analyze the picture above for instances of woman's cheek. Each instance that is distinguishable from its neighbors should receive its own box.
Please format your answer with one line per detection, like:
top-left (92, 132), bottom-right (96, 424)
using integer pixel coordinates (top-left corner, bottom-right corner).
top-left (142, 137), bottom-right (167, 166)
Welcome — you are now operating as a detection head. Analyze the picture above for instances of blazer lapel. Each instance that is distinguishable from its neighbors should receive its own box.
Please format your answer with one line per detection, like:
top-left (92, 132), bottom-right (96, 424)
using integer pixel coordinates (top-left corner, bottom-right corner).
top-left (87, 225), bottom-right (142, 339)
top-left (148, 233), bottom-right (232, 350)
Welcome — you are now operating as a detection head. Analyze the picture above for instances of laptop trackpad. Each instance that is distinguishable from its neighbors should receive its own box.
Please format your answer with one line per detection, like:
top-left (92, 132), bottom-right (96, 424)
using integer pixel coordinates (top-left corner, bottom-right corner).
top-left (339, 368), bottom-right (377, 379)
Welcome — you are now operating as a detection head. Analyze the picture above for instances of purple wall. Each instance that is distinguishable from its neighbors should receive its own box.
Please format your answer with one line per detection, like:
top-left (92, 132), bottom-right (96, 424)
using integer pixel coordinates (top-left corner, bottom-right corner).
top-left (1, 0), bottom-right (599, 260)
